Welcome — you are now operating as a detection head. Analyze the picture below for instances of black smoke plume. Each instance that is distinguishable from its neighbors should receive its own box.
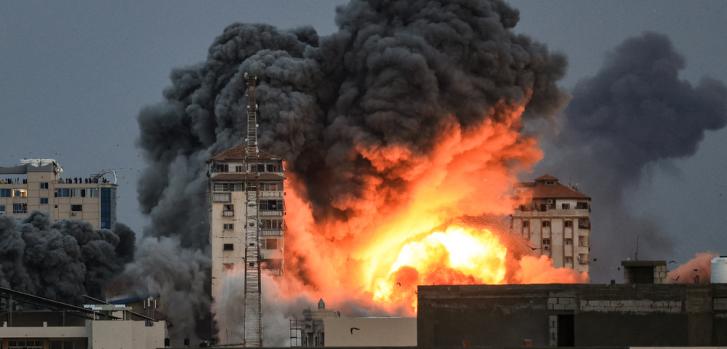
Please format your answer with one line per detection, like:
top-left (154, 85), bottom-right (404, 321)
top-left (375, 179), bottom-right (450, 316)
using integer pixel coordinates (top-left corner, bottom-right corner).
top-left (133, 0), bottom-right (567, 341)
top-left (0, 212), bottom-right (134, 302)
top-left (541, 32), bottom-right (727, 281)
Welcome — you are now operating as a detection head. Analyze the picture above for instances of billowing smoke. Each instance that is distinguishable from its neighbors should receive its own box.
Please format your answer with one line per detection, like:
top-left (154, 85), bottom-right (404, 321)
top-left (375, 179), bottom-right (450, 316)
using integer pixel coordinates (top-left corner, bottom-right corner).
top-left (132, 0), bottom-right (568, 341)
top-left (541, 32), bottom-right (727, 281)
top-left (667, 252), bottom-right (717, 284)
top-left (0, 212), bottom-right (134, 303)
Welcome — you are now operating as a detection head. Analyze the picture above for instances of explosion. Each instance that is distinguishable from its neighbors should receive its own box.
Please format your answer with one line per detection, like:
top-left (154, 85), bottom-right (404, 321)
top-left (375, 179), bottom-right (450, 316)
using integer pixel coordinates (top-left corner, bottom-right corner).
top-left (280, 103), bottom-right (587, 314)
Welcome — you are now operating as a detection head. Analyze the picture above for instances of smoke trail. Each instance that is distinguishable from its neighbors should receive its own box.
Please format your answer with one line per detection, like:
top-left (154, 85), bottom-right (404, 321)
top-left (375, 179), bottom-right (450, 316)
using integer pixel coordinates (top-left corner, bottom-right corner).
top-left (0, 212), bottom-right (134, 303)
top-left (540, 32), bottom-right (727, 281)
top-left (133, 0), bottom-right (567, 340)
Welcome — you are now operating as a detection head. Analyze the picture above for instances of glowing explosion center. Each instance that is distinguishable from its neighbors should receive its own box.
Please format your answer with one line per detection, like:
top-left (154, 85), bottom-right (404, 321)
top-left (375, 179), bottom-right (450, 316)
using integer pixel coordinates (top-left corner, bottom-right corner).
top-left (371, 225), bottom-right (509, 311)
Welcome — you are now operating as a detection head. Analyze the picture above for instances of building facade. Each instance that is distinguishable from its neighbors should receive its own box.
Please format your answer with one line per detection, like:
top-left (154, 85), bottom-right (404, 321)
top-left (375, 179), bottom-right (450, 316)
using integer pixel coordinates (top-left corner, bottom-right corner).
top-left (291, 300), bottom-right (416, 348)
top-left (418, 283), bottom-right (727, 347)
top-left (0, 159), bottom-right (117, 230)
top-left (511, 174), bottom-right (591, 275)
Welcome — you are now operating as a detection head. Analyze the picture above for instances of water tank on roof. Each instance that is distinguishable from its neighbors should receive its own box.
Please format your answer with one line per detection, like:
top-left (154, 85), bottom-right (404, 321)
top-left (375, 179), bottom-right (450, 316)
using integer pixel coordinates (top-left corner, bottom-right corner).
top-left (711, 256), bottom-right (727, 284)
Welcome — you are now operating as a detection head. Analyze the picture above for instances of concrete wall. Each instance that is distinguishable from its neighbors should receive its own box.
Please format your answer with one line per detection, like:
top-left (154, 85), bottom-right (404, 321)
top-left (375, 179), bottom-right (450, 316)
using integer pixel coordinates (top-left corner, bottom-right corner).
top-left (88, 320), bottom-right (166, 349)
top-left (418, 284), bottom-right (727, 348)
top-left (322, 317), bottom-right (416, 347)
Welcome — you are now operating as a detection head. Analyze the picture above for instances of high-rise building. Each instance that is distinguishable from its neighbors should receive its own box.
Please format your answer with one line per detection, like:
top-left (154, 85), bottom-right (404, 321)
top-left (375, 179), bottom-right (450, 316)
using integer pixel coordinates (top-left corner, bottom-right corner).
top-left (510, 174), bottom-right (591, 274)
top-left (0, 159), bottom-right (117, 230)
top-left (208, 73), bottom-right (284, 346)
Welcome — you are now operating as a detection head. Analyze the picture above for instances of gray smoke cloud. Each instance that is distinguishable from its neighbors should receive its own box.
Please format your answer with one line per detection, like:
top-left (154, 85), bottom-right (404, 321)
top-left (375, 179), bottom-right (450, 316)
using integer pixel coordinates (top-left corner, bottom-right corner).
top-left (540, 32), bottom-right (727, 281)
top-left (132, 0), bottom-right (567, 341)
top-left (0, 212), bottom-right (134, 303)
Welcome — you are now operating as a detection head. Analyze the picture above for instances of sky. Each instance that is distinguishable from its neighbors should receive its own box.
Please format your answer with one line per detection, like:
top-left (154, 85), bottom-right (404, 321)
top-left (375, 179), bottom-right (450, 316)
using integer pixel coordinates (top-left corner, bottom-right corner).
top-left (1, 0), bottom-right (726, 267)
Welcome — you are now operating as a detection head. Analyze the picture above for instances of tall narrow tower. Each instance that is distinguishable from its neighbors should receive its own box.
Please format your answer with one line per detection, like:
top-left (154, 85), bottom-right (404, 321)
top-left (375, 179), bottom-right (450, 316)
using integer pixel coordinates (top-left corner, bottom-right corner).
top-left (242, 72), bottom-right (263, 347)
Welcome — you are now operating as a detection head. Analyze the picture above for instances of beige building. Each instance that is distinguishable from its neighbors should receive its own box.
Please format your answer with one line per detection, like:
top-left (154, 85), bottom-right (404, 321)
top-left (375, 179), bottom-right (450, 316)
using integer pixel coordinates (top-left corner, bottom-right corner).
top-left (208, 144), bottom-right (285, 343)
top-left (0, 159), bottom-right (117, 230)
top-left (292, 300), bottom-right (416, 347)
top-left (511, 174), bottom-right (591, 275)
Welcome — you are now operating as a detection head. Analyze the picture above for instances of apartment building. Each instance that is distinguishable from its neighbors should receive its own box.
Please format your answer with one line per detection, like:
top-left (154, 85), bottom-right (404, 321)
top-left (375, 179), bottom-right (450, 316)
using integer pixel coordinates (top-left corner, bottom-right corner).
top-left (0, 159), bottom-right (117, 230)
top-left (511, 174), bottom-right (591, 274)
top-left (208, 145), bottom-right (285, 298)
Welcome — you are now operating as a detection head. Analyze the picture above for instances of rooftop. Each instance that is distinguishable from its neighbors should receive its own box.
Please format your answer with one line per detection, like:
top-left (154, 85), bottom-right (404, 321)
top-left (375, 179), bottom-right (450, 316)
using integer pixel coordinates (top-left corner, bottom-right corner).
top-left (519, 174), bottom-right (590, 200)
top-left (210, 143), bottom-right (281, 162)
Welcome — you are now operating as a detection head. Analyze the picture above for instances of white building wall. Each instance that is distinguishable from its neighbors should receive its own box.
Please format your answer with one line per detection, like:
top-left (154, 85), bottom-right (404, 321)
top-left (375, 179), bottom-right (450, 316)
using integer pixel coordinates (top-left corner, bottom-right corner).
top-left (322, 317), bottom-right (416, 347)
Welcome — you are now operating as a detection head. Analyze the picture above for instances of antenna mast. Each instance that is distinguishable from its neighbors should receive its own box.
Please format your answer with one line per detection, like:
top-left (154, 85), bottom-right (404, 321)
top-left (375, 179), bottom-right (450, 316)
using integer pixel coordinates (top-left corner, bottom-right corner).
top-left (242, 72), bottom-right (262, 347)
top-left (244, 73), bottom-right (259, 158)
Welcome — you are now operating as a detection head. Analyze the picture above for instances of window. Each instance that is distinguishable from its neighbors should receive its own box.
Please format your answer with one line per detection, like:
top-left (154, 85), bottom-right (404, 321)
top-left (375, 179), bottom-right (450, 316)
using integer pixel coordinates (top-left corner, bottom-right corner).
top-left (235, 165), bottom-right (244, 173)
top-left (564, 256), bottom-right (574, 264)
top-left (578, 218), bottom-right (590, 229)
top-left (213, 192), bottom-right (231, 203)
top-left (213, 183), bottom-right (243, 192)
top-left (266, 164), bottom-right (278, 172)
top-left (223, 204), bottom-right (234, 217)
top-left (578, 235), bottom-right (588, 247)
top-left (71, 204), bottom-right (83, 212)
top-left (223, 243), bottom-right (234, 251)
top-left (576, 201), bottom-right (589, 210)
top-left (578, 254), bottom-right (588, 264)
top-left (40, 182), bottom-right (49, 189)
top-left (259, 199), bottom-right (283, 211)
top-left (564, 220), bottom-right (573, 228)
top-left (13, 203), bottom-right (27, 214)
top-left (561, 203), bottom-right (570, 209)
top-left (542, 238), bottom-right (551, 250)
top-left (223, 223), bottom-right (234, 230)
top-left (213, 163), bottom-right (229, 173)
top-left (13, 190), bottom-right (27, 198)
top-left (265, 238), bottom-right (278, 250)
top-left (542, 220), bottom-right (551, 228)
top-left (564, 238), bottom-right (572, 245)
top-left (259, 182), bottom-right (281, 191)
top-left (40, 197), bottom-right (48, 205)
top-left (522, 220), bottom-right (530, 228)
top-left (0, 189), bottom-right (10, 197)
top-left (89, 188), bottom-right (99, 198)
top-left (0, 205), bottom-right (5, 215)
top-left (80, 189), bottom-right (86, 197)
top-left (256, 164), bottom-right (265, 172)
top-left (260, 219), bottom-right (283, 230)
top-left (539, 204), bottom-right (547, 211)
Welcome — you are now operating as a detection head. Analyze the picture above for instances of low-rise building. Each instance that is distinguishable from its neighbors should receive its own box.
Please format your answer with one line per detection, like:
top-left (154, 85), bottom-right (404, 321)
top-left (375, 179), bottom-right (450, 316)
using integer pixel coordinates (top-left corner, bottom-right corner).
top-left (291, 300), bottom-right (416, 347)
top-left (418, 282), bottom-right (727, 348)
top-left (511, 174), bottom-right (591, 274)
top-left (0, 287), bottom-right (165, 349)
top-left (0, 159), bottom-right (117, 229)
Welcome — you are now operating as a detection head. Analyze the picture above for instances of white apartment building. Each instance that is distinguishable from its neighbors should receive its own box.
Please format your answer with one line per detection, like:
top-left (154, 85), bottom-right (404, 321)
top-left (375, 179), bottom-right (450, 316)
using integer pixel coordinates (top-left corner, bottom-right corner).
top-left (0, 159), bottom-right (117, 230)
top-left (511, 174), bottom-right (591, 275)
top-left (208, 145), bottom-right (285, 292)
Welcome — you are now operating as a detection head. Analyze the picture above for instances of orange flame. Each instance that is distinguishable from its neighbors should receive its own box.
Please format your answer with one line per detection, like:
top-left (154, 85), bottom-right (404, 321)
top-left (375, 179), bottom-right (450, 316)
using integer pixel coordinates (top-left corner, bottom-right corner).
top-left (277, 100), bottom-right (587, 314)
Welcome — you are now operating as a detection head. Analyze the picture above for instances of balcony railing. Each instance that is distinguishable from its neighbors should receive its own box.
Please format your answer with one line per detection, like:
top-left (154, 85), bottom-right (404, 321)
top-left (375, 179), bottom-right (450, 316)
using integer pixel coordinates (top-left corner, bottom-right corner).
top-left (259, 210), bottom-right (283, 216)
top-left (222, 210), bottom-right (234, 217)
top-left (261, 229), bottom-right (283, 236)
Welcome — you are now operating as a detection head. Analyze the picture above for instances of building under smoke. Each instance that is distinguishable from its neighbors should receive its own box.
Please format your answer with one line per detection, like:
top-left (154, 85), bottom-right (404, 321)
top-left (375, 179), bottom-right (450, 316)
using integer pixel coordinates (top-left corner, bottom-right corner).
top-left (208, 75), bottom-right (285, 345)
top-left (0, 159), bottom-right (117, 230)
top-left (511, 175), bottom-right (591, 275)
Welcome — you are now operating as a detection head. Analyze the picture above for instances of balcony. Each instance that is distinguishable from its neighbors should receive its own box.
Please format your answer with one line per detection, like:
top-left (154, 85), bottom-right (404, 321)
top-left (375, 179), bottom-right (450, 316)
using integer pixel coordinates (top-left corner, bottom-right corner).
top-left (261, 229), bottom-right (283, 236)
top-left (259, 210), bottom-right (283, 217)
top-left (222, 210), bottom-right (234, 217)
top-left (259, 191), bottom-right (283, 198)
